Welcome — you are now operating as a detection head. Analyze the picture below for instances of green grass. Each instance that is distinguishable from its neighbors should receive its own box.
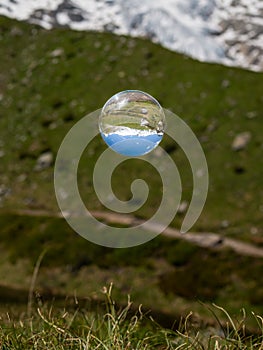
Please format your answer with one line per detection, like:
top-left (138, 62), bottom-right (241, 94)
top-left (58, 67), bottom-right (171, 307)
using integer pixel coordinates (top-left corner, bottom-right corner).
top-left (1, 286), bottom-right (263, 349)
top-left (0, 15), bottom-right (262, 237)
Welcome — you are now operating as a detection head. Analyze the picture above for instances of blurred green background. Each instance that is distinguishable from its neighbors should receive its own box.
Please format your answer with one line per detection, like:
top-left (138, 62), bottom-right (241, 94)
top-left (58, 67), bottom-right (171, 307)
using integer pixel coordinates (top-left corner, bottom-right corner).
top-left (0, 15), bottom-right (263, 327)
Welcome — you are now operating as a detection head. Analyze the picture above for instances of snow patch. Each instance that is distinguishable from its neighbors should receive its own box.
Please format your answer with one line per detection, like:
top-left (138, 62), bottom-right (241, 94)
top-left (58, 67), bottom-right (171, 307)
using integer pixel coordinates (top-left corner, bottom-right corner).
top-left (0, 0), bottom-right (262, 71)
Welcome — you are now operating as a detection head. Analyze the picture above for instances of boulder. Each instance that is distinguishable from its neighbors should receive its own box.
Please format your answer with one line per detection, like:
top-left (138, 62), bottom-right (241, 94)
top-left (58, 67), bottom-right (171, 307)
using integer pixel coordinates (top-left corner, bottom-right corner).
top-left (35, 151), bottom-right (53, 171)
top-left (231, 132), bottom-right (251, 151)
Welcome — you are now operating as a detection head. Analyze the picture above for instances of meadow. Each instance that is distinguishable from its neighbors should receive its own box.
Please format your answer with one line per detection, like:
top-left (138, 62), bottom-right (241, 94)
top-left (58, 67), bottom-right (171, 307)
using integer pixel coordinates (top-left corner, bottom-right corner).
top-left (0, 15), bottom-right (263, 348)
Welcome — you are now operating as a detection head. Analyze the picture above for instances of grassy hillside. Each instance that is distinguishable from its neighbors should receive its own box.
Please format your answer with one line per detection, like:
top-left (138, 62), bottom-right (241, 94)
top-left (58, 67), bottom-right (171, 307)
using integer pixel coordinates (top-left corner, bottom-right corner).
top-left (0, 16), bottom-right (262, 236)
top-left (0, 15), bottom-right (263, 326)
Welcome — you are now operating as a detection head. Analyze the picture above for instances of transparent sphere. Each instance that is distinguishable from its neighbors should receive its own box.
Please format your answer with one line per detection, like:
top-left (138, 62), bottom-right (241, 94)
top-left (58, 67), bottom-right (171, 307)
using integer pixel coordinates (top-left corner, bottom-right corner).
top-left (99, 90), bottom-right (165, 156)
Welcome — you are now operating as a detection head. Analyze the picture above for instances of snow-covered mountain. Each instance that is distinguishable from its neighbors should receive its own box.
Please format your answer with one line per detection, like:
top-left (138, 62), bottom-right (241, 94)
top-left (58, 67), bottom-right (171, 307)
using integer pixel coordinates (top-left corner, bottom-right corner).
top-left (0, 0), bottom-right (262, 71)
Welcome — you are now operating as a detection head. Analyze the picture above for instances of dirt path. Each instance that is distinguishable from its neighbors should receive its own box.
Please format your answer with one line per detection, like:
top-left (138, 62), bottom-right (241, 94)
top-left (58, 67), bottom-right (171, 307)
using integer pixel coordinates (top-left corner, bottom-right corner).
top-left (14, 209), bottom-right (263, 259)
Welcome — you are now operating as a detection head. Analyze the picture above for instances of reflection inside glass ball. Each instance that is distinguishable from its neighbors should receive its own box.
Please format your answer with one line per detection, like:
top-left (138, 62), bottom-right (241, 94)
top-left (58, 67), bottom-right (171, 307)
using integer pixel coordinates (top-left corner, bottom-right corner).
top-left (99, 90), bottom-right (165, 156)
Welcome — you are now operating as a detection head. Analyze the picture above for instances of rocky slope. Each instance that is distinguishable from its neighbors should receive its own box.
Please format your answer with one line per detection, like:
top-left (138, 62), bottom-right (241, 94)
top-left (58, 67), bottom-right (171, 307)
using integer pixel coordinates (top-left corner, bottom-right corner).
top-left (0, 0), bottom-right (262, 71)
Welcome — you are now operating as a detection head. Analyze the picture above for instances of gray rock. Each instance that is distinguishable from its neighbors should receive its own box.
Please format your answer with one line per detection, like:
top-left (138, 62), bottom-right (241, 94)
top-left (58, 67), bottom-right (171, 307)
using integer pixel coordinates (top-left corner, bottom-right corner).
top-left (0, 185), bottom-right (11, 198)
top-left (178, 200), bottom-right (188, 214)
top-left (220, 220), bottom-right (229, 228)
top-left (232, 132), bottom-right (251, 151)
top-left (10, 26), bottom-right (23, 37)
top-left (246, 111), bottom-right (257, 119)
top-left (221, 79), bottom-right (230, 88)
top-left (17, 174), bottom-right (27, 182)
top-left (35, 152), bottom-right (53, 171)
top-left (49, 48), bottom-right (64, 58)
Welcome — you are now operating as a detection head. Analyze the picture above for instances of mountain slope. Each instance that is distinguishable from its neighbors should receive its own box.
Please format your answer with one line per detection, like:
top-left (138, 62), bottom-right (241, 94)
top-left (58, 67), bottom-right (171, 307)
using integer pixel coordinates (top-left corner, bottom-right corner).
top-left (0, 16), bottom-right (262, 240)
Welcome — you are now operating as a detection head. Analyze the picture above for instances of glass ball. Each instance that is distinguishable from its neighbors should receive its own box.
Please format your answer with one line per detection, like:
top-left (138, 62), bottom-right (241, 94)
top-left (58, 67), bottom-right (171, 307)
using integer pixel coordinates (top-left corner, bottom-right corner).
top-left (99, 90), bottom-right (165, 156)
